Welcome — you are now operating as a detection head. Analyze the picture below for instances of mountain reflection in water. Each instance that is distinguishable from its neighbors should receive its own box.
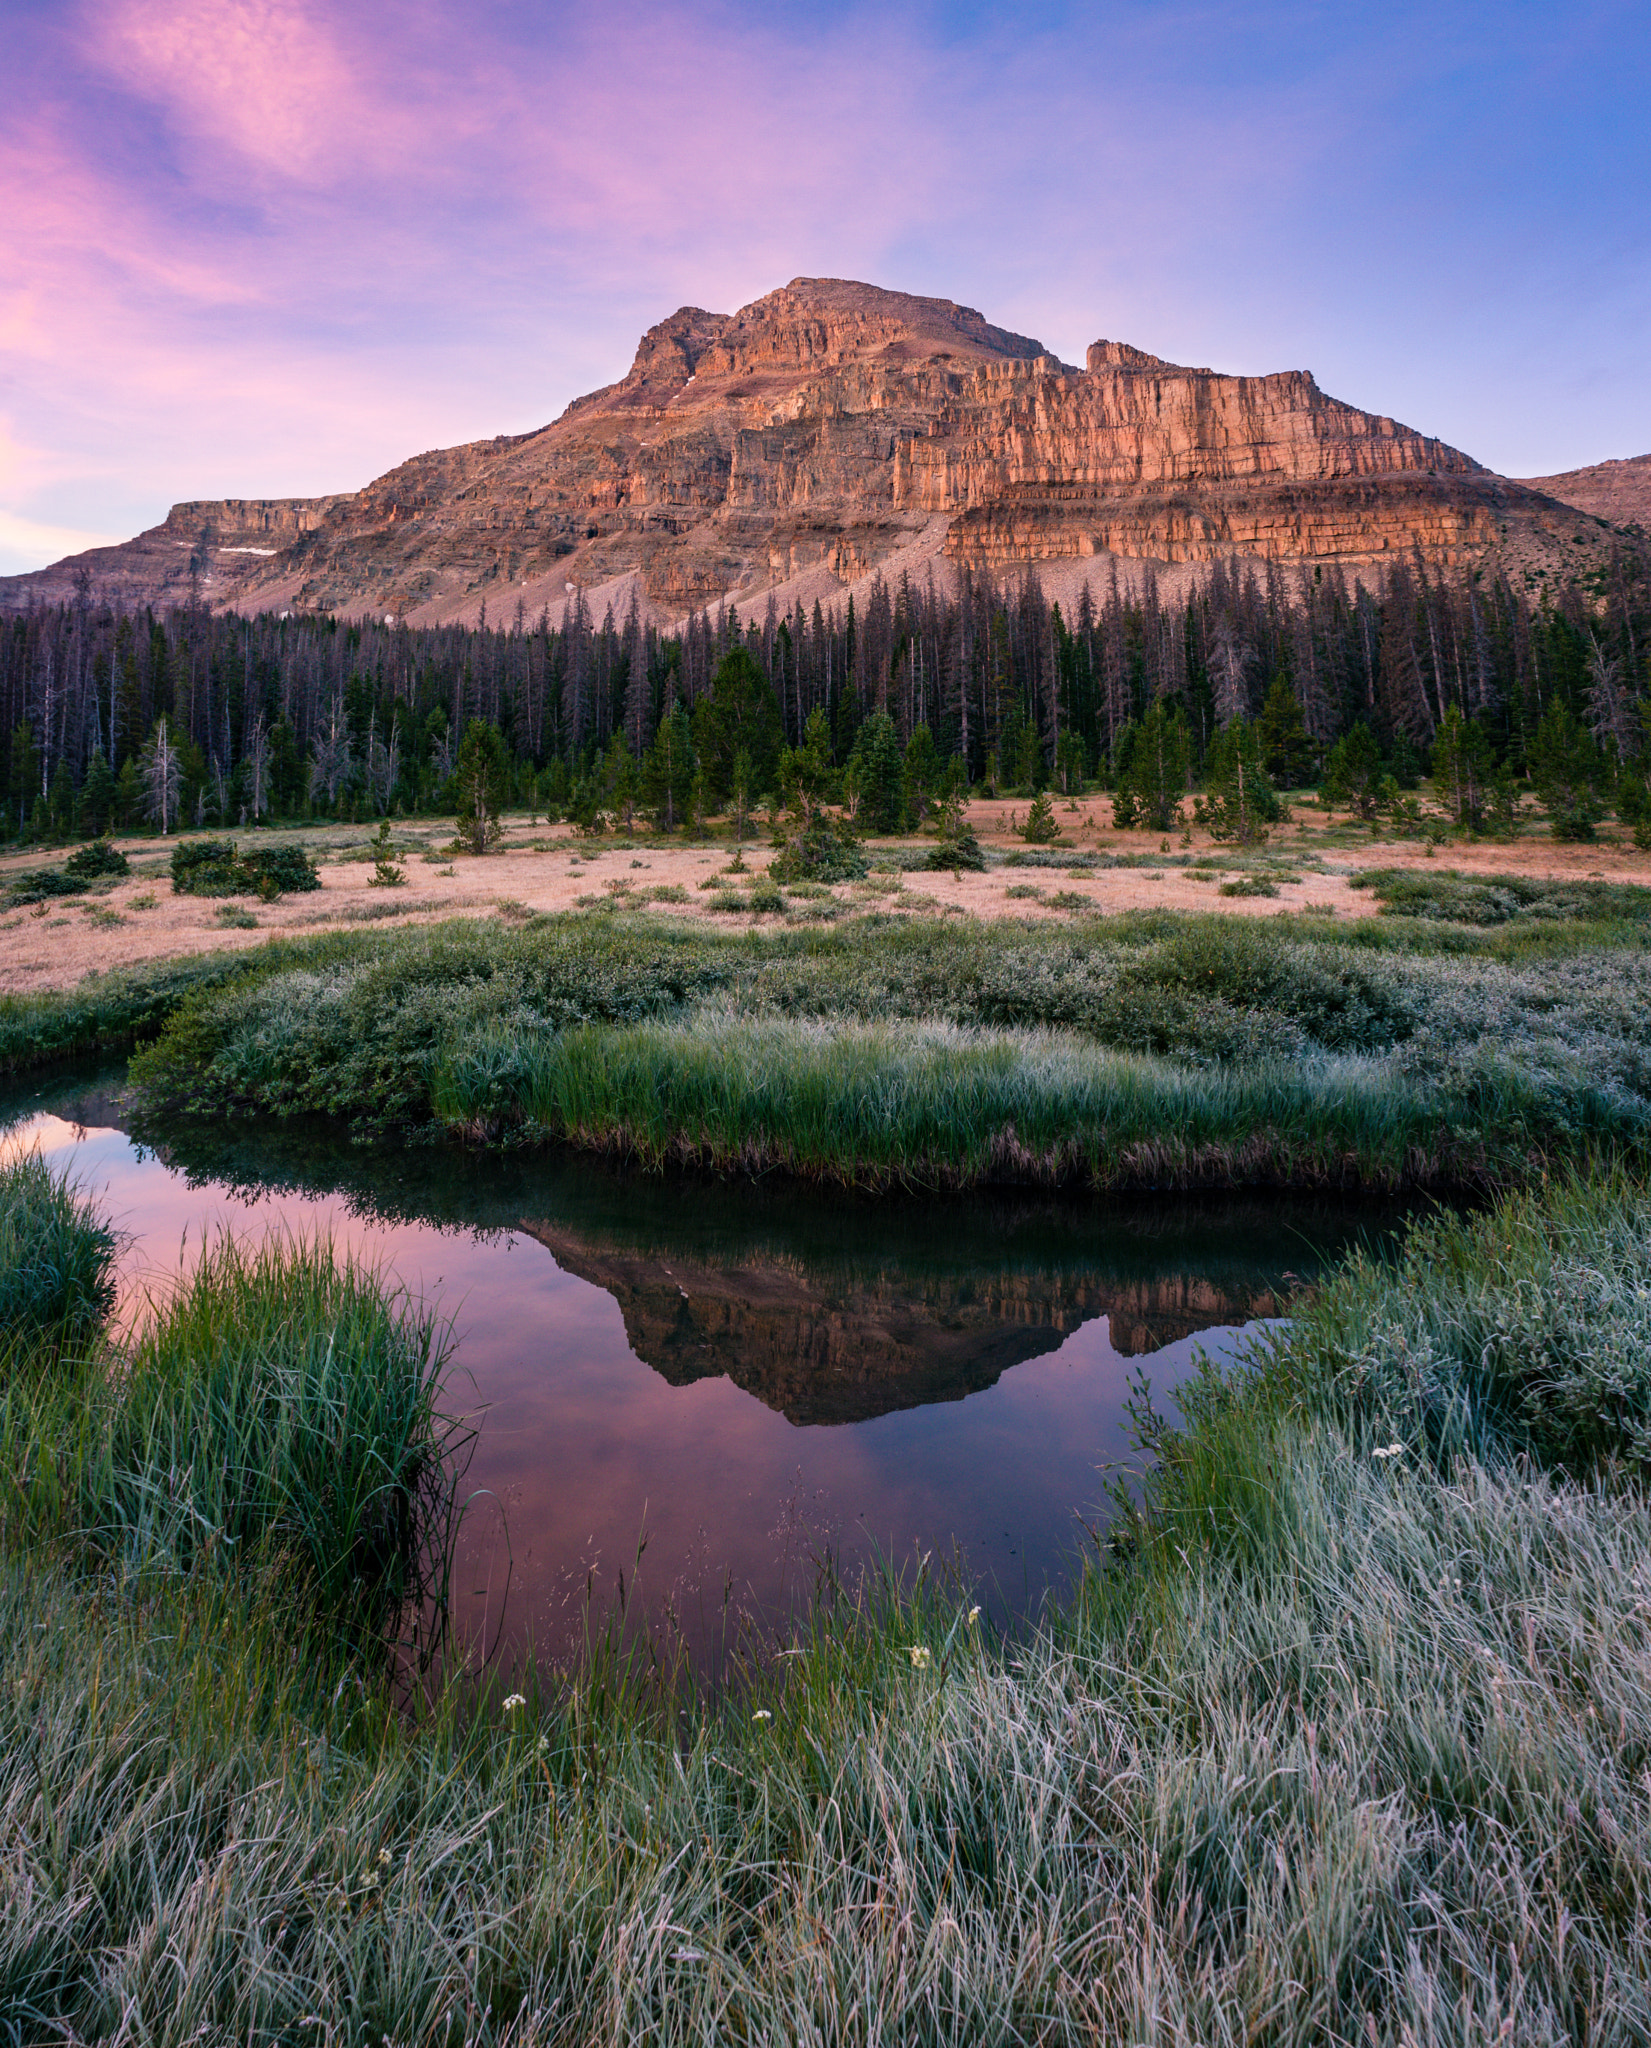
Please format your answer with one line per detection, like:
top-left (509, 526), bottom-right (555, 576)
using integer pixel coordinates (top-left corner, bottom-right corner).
top-left (521, 1221), bottom-right (1290, 1426)
top-left (8, 1069), bottom-right (1409, 1670)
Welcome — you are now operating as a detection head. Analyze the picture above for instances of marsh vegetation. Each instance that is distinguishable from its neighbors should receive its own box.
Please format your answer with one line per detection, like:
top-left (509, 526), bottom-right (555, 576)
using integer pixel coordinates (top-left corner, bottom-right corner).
top-left (6, 1145), bottom-right (1651, 2040)
top-left (67, 889), bottom-right (1648, 1192)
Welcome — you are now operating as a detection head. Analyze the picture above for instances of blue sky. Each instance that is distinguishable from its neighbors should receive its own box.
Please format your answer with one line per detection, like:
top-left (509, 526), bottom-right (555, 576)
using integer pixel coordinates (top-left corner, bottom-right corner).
top-left (2, 0), bottom-right (1647, 572)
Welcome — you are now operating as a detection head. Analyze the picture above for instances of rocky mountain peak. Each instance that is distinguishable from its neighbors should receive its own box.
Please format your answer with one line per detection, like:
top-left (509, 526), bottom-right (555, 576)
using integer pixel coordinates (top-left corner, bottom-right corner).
top-left (1086, 339), bottom-right (1186, 373)
top-left (3, 276), bottom-right (1628, 623)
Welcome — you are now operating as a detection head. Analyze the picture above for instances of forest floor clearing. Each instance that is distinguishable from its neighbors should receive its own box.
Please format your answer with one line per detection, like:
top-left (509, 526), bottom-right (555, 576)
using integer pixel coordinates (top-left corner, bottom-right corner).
top-left (2, 794), bottom-right (1647, 996)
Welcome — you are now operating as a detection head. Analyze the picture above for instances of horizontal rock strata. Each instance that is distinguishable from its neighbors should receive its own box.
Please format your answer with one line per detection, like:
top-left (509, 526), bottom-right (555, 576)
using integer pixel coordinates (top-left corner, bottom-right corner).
top-left (4, 277), bottom-right (1622, 621)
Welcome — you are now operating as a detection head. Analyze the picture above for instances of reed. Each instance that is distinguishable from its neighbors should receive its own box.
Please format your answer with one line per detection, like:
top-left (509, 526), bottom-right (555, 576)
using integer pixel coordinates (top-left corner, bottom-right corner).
top-left (0, 1149), bottom-right (116, 1345)
top-left (437, 1010), bottom-right (1538, 1190)
top-left (94, 1233), bottom-right (461, 1646)
top-left (0, 1159), bottom-right (461, 1655)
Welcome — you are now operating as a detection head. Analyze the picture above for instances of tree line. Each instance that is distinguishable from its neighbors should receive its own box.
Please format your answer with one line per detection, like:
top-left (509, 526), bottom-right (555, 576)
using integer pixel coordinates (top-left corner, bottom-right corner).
top-left (2, 544), bottom-right (1647, 842)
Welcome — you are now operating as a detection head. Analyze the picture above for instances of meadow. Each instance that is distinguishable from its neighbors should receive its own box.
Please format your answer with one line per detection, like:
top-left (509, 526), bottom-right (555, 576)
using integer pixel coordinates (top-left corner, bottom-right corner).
top-left (5, 1146), bottom-right (1650, 2041)
top-left (5, 857), bottom-right (1650, 2038)
top-left (21, 875), bottom-right (1630, 1191)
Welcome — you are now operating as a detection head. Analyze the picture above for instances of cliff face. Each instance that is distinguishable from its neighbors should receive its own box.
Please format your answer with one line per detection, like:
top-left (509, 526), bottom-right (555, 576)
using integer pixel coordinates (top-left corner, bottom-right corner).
top-left (7, 495), bottom-right (357, 611)
top-left (3, 277), bottom-right (1616, 621)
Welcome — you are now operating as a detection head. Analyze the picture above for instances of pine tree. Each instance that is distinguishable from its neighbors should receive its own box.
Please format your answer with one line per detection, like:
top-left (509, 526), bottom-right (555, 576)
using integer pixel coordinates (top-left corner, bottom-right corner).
top-left (116, 758), bottom-right (142, 830)
top-left (1321, 722), bottom-right (1384, 819)
top-left (1527, 700), bottom-right (1608, 841)
top-left (6, 721), bottom-right (39, 832)
top-left (1020, 789), bottom-right (1059, 844)
top-left (452, 719), bottom-right (510, 852)
top-left (78, 750), bottom-right (116, 838)
top-left (641, 701), bottom-right (696, 832)
top-left (1195, 720), bottom-right (1279, 844)
top-left (694, 647), bottom-right (783, 808)
top-left (1257, 675), bottom-right (1315, 785)
top-left (1111, 701), bottom-right (1189, 833)
top-left (901, 722), bottom-right (941, 827)
top-left (1431, 705), bottom-right (1495, 832)
top-left (603, 731), bottom-right (639, 834)
top-left (850, 711), bottom-right (906, 834)
top-left (1208, 624), bottom-right (1253, 727)
top-left (46, 759), bottom-right (76, 840)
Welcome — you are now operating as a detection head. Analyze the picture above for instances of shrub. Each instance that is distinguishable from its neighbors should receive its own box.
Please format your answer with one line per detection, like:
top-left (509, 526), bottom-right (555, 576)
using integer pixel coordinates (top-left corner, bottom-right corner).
top-left (925, 786), bottom-right (987, 870)
top-left (1127, 918), bottom-right (1421, 1052)
top-left (172, 838), bottom-right (320, 897)
top-left (245, 845), bottom-right (321, 895)
top-left (1351, 867), bottom-right (1651, 927)
top-left (63, 839), bottom-right (129, 881)
top-left (3, 867), bottom-right (86, 905)
top-left (923, 831), bottom-right (986, 872)
top-left (770, 816), bottom-right (868, 883)
top-left (170, 837), bottom-right (241, 893)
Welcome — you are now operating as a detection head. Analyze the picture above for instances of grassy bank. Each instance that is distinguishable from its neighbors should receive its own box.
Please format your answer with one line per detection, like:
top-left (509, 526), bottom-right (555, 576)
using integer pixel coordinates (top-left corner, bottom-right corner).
top-left (0, 1163), bottom-right (458, 1653)
top-left (103, 901), bottom-right (1651, 1191)
top-left (6, 1155), bottom-right (1651, 2038)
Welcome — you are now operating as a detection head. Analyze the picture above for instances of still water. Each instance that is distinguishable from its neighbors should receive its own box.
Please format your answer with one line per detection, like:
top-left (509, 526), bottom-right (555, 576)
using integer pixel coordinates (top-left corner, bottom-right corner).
top-left (5, 1066), bottom-right (1402, 1673)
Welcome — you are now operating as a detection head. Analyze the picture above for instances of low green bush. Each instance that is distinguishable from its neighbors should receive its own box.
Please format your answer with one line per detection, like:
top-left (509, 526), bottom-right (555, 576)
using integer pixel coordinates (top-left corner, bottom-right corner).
top-left (1352, 866), bottom-right (1651, 927)
top-left (63, 840), bottom-right (129, 882)
top-left (4, 866), bottom-right (87, 905)
top-left (769, 816), bottom-right (868, 883)
top-left (1267, 1170), bottom-right (1651, 1478)
top-left (111, 906), bottom-right (1651, 1190)
top-left (923, 826), bottom-right (986, 871)
top-left (171, 837), bottom-right (321, 898)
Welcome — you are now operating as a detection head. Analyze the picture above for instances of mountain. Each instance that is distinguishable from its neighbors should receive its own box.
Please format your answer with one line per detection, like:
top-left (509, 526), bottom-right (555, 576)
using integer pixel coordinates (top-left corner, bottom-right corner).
top-left (3, 278), bottom-right (1625, 624)
top-left (1516, 453), bottom-right (1651, 534)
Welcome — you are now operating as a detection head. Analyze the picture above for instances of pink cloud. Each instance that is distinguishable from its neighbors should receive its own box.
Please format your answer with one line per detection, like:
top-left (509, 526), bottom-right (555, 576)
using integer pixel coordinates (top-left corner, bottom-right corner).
top-left (82, 0), bottom-right (417, 184)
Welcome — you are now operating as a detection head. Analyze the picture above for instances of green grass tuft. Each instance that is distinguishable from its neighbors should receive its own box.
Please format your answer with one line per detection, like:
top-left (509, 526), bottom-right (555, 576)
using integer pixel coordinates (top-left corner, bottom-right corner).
top-left (0, 1152), bottom-right (117, 1346)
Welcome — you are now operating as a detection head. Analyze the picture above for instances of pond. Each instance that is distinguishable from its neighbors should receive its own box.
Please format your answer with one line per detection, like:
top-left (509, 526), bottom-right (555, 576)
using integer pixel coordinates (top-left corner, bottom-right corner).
top-left (4, 1065), bottom-right (1405, 1677)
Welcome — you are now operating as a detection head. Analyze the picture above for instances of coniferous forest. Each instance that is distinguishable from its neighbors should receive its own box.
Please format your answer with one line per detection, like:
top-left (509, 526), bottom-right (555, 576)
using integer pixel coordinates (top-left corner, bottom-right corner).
top-left (3, 550), bottom-right (1649, 844)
